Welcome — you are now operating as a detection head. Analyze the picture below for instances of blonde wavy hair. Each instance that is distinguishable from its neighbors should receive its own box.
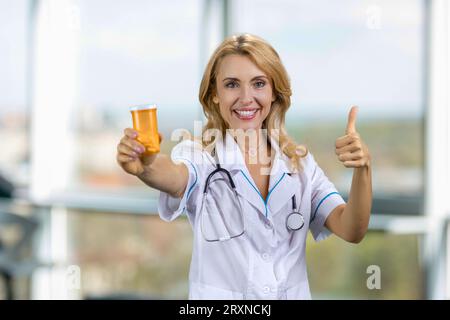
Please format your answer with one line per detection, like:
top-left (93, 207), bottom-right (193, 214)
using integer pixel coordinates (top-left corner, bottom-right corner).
top-left (198, 33), bottom-right (308, 172)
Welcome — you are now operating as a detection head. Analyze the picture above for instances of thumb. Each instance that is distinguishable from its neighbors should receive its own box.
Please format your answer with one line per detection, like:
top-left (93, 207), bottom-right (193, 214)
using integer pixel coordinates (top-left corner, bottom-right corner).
top-left (346, 105), bottom-right (359, 135)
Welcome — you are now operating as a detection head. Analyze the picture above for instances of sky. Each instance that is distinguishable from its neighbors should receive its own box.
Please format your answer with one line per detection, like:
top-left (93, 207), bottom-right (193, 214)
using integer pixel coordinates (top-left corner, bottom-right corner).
top-left (0, 0), bottom-right (425, 120)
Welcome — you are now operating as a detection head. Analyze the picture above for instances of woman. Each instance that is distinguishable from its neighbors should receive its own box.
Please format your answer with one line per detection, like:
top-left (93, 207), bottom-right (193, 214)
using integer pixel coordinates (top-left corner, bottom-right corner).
top-left (116, 34), bottom-right (372, 299)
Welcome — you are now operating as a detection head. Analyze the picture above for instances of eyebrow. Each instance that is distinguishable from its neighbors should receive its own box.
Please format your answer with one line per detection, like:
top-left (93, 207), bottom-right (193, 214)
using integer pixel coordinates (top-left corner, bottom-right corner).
top-left (222, 75), bottom-right (268, 82)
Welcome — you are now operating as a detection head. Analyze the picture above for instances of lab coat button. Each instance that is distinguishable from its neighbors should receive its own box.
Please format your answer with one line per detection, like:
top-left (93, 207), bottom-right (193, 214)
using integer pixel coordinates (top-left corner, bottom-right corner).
top-left (264, 221), bottom-right (272, 229)
top-left (262, 253), bottom-right (270, 261)
top-left (263, 286), bottom-right (270, 294)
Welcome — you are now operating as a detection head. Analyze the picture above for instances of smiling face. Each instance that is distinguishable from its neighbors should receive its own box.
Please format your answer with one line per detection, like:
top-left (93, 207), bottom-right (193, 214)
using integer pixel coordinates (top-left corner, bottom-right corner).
top-left (213, 54), bottom-right (275, 131)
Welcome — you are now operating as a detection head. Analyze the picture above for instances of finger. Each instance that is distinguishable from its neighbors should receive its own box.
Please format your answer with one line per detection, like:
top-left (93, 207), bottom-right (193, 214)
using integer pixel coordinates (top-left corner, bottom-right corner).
top-left (335, 142), bottom-right (361, 155)
top-left (335, 135), bottom-right (357, 148)
top-left (345, 105), bottom-right (359, 135)
top-left (120, 136), bottom-right (146, 153)
top-left (117, 153), bottom-right (136, 163)
top-left (343, 160), bottom-right (365, 168)
top-left (338, 151), bottom-right (363, 162)
top-left (124, 128), bottom-right (138, 139)
top-left (117, 143), bottom-right (140, 158)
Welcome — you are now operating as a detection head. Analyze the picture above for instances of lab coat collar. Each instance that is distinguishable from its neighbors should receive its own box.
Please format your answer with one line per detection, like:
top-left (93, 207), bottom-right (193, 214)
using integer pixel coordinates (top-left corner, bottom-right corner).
top-left (212, 131), bottom-right (300, 219)
top-left (265, 136), bottom-right (300, 216)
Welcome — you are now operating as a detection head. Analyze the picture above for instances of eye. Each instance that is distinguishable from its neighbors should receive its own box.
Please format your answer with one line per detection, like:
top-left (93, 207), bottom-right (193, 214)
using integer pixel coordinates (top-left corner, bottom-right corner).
top-left (254, 80), bottom-right (266, 88)
top-left (225, 81), bottom-right (238, 88)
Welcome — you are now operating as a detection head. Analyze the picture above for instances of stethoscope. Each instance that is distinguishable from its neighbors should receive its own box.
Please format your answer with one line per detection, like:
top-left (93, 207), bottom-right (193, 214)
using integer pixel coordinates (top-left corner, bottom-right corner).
top-left (204, 147), bottom-right (305, 234)
top-left (285, 188), bottom-right (305, 231)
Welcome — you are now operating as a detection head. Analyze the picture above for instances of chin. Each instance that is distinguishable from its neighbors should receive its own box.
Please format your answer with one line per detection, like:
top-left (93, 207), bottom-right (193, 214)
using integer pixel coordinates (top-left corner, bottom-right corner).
top-left (233, 123), bottom-right (261, 131)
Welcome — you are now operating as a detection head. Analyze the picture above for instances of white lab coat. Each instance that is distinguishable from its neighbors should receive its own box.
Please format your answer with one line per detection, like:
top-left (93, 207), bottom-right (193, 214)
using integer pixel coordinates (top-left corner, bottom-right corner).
top-left (158, 132), bottom-right (345, 300)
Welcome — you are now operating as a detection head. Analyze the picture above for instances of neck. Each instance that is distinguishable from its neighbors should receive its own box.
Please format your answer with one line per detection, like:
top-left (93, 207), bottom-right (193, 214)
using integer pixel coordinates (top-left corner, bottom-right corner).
top-left (234, 130), bottom-right (266, 153)
top-left (233, 130), bottom-right (272, 167)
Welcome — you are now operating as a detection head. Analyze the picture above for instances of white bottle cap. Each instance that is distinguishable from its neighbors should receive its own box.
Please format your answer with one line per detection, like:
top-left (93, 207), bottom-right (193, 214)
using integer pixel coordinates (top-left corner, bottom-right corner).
top-left (129, 104), bottom-right (157, 111)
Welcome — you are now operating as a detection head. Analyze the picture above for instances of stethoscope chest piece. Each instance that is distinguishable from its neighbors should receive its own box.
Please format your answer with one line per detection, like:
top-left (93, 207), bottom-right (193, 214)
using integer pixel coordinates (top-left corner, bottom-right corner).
top-left (286, 212), bottom-right (305, 231)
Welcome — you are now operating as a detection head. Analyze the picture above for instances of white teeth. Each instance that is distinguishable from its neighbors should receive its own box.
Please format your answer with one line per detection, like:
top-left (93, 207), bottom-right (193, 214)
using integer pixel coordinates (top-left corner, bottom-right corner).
top-left (235, 110), bottom-right (257, 117)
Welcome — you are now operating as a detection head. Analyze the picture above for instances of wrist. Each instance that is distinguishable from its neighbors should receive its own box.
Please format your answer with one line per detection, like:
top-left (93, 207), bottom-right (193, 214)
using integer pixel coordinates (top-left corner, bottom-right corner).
top-left (136, 163), bottom-right (151, 180)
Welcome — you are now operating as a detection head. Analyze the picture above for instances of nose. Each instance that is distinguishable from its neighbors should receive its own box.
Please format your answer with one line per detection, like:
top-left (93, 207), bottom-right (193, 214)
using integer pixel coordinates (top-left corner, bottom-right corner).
top-left (239, 86), bottom-right (253, 106)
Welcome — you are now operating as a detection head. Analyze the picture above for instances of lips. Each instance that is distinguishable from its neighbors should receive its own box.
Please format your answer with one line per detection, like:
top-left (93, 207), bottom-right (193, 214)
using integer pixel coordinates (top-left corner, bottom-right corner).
top-left (233, 108), bottom-right (260, 120)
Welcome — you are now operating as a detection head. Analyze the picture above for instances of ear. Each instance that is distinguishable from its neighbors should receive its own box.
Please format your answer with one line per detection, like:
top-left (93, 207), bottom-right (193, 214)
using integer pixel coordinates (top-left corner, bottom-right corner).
top-left (272, 94), bottom-right (276, 102)
top-left (213, 96), bottom-right (219, 104)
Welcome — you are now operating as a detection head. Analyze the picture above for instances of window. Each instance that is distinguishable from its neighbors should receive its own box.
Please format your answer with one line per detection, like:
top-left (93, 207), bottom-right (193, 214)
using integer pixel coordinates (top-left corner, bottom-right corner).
top-left (306, 232), bottom-right (424, 299)
top-left (66, 210), bottom-right (192, 299)
top-left (27, 0), bottom-right (204, 299)
top-left (0, 0), bottom-right (30, 187)
top-left (230, 0), bottom-right (425, 206)
top-left (73, 0), bottom-right (201, 195)
top-left (229, 0), bottom-right (426, 300)
top-left (26, 0), bottom-right (432, 300)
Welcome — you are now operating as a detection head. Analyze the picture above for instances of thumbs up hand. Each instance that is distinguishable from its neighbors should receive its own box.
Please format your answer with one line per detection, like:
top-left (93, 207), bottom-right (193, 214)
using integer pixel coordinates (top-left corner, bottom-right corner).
top-left (335, 106), bottom-right (371, 168)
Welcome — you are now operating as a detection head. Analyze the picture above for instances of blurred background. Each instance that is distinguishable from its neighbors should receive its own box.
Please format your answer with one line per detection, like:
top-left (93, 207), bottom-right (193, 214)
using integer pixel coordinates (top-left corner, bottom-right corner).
top-left (0, 0), bottom-right (449, 299)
